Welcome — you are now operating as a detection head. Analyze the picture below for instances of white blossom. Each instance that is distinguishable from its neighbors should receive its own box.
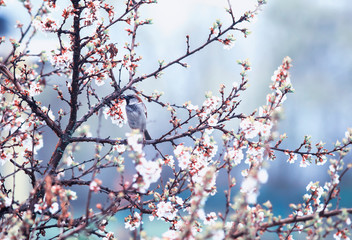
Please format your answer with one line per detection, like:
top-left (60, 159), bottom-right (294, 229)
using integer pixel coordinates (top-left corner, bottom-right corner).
top-left (125, 212), bottom-right (142, 231)
top-left (126, 131), bottom-right (143, 153)
top-left (225, 148), bottom-right (244, 166)
top-left (49, 49), bottom-right (72, 69)
top-left (258, 169), bottom-right (268, 184)
top-left (133, 158), bottom-right (161, 193)
top-left (241, 176), bottom-right (258, 204)
top-left (49, 202), bottom-right (59, 214)
top-left (156, 201), bottom-right (178, 221)
top-left (203, 212), bottom-right (217, 225)
top-left (162, 230), bottom-right (179, 240)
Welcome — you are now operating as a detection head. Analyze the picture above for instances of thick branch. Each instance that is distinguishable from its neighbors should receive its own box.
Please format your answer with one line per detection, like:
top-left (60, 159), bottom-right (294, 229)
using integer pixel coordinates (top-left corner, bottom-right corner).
top-left (47, 0), bottom-right (82, 173)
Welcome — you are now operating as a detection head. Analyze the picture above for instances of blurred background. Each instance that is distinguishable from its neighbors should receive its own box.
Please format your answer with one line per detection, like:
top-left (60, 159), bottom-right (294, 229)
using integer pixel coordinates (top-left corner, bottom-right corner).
top-left (1, 0), bottom-right (352, 239)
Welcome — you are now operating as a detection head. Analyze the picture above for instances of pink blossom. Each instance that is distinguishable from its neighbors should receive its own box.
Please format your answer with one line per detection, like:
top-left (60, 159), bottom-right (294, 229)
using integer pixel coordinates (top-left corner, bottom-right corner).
top-left (163, 155), bottom-right (175, 168)
top-left (240, 117), bottom-right (272, 140)
top-left (245, 146), bottom-right (265, 165)
top-left (83, 0), bottom-right (102, 26)
top-left (300, 158), bottom-right (310, 168)
top-left (66, 190), bottom-right (77, 200)
top-left (34, 203), bottom-right (44, 214)
top-left (0, 151), bottom-right (10, 166)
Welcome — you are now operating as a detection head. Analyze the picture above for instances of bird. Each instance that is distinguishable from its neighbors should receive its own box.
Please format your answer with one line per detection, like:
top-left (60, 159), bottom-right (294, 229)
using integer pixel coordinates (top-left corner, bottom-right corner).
top-left (123, 94), bottom-right (152, 140)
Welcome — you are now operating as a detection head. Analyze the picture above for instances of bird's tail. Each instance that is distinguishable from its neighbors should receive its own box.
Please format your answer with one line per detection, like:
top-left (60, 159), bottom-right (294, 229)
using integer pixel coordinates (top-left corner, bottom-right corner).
top-left (144, 130), bottom-right (152, 140)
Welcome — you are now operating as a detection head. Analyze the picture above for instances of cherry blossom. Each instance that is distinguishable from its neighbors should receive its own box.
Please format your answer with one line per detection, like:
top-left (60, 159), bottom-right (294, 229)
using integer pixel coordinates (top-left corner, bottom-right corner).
top-left (203, 212), bottom-right (217, 225)
top-left (174, 144), bottom-right (192, 170)
top-left (162, 230), bottom-right (179, 240)
top-left (89, 179), bottom-right (102, 193)
top-left (211, 230), bottom-right (225, 239)
top-left (333, 230), bottom-right (350, 240)
top-left (0, 0), bottom-right (350, 239)
top-left (102, 232), bottom-right (115, 240)
top-left (156, 201), bottom-right (178, 221)
top-left (66, 190), bottom-right (77, 201)
top-left (286, 152), bottom-right (298, 164)
top-left (207, 114), bottom-right (218, 127)
top-left (49, 202), bottom-right (59, 214)
top-left (133, 158), bottom-right (162, 193)
top-left (33, 16), bottom-right (58, 32)
top-left (83, 0), bottom-right (102, 26)
top-left (225, 148), bottom-right (244, 166)
top-left (257, 169), bottom-right (269, 184)
top-left (241, 176), bottom-right (258, 204)
top-left (126, 131), bottom-right (143, 154)
top-left (199, 93), bottom-right (221, 121)
top-left (49, 48), bottom-right (73, 69)
top-left (124, 212), bottom-right (142, 231)
top-left (184, 101), bottom-right (199, 111)
top-left (220, 34), bottom-right (236, 50)
top-left (103, 100), bottom-right (127, 128)
top-left (163, 155), bottom-right (175, 168)
top-left (34, 203), bottom-right (44, 214)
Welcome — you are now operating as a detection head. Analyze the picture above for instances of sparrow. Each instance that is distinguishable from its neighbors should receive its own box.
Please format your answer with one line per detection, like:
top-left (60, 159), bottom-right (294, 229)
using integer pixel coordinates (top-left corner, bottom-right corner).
top-left (123, 94), bottom-right (152, 140)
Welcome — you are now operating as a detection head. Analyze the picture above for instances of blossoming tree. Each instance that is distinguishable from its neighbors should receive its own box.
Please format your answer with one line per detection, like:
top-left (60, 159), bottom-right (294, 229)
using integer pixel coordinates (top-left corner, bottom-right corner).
top-left (0, 0), bottom-right (351, 239)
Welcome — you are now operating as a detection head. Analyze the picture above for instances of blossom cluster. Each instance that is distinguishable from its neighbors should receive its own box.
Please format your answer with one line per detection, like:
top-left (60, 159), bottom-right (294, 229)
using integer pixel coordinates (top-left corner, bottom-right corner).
top-left (198, 93), bottom-right (221, 126)
top-left (266, 56), bottom-right (294, 109)
top-left (224, 141), bottom-right (244, 166)
top-left (83, 0), bottom-right (103, 26)
top-left (49, 47), bottom-right (73, 70)
top-left (34, 183), bottom-right (77, 219)
top-left (174, 131), bottom-right (218, 195)
top-left (103, 99), bottom-right (127, 127)
top-left (33, 16), bottom-right (58, 32)
top-left (125, 131), bottom-right (162, 193)
top-left (125, 212), bottom-right (142, 231)
top-left (240, 116), bottom-right (272, 140)
top-left (133, 157), bottom-right (162, 193)
top-left (1, 0), bottom-right (352, 239)
top-left (0, 111), bottom-right (44, 166)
